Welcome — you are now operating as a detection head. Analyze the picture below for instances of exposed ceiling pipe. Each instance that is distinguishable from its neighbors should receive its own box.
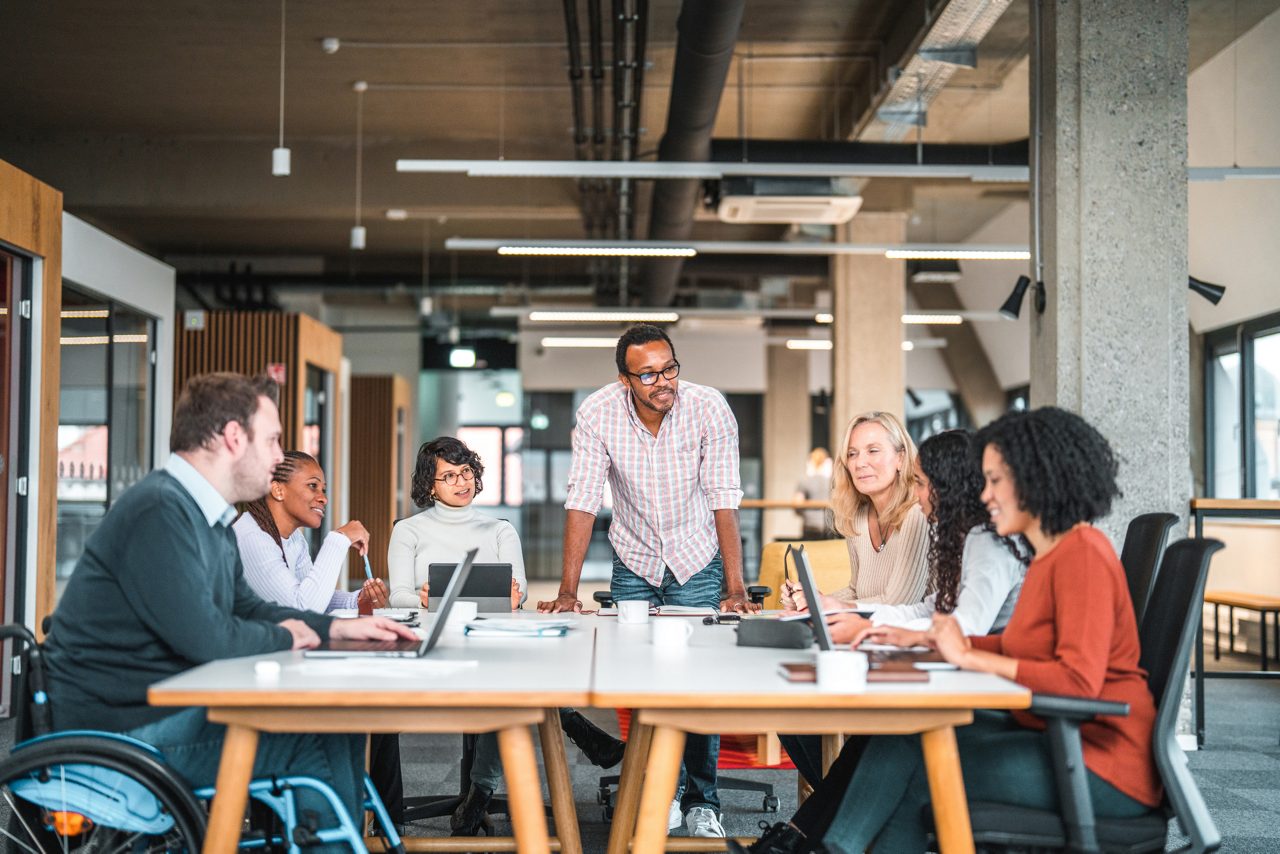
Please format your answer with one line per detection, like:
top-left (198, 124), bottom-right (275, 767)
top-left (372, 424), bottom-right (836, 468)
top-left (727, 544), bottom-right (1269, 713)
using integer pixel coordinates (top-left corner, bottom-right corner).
top-left (640, 0), bottom-right (747, 306)
top-left (708, 137), bottom-right (1028, 165)
top-left (560, 0), bottom-right (597, 241)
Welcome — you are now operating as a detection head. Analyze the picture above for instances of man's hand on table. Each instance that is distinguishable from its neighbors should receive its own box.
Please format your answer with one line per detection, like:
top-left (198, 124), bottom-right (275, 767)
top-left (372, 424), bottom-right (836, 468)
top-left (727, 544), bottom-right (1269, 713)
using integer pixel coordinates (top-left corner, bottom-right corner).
top-left (279, 619), bottom-right (321, 650)
top-left (329, 616), bottom-right (419, 642)
top-left (720, 590), bottom-right (761, 614)
top-left (537, 592), bottom-right (583, 613)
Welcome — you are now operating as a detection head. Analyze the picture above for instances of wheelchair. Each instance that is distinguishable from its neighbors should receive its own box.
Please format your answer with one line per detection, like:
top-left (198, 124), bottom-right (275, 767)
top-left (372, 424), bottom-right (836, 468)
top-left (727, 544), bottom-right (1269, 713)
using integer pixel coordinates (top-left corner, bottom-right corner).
top-left (0, 623), bottom-right (405, 852)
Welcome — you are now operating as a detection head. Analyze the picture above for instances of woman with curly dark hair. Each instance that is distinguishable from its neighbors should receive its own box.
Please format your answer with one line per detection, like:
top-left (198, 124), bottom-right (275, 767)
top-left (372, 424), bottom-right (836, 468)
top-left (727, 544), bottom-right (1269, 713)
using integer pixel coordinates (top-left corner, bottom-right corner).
top-left (758, 431), bottom-right (1030, 854)
top-left (816, 407), bottom-right (1159, 853)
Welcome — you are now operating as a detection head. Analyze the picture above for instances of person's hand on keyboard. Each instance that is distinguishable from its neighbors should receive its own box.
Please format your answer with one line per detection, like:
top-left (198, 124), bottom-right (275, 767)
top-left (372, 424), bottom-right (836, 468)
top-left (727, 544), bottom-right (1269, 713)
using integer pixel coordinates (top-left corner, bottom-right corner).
top-left (330, 616), bottom-right (418, 642)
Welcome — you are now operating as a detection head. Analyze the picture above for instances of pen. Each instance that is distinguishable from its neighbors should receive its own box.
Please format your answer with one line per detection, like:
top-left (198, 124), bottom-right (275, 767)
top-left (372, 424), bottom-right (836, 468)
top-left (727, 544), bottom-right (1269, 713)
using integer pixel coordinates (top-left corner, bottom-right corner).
top-left (362, 554), bottom-right (374, 582)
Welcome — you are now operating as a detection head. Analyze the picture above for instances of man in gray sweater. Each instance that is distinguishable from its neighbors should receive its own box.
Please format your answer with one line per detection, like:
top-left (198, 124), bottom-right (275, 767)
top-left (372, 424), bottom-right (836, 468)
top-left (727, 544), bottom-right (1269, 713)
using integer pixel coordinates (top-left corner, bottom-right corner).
top-left (44, 372), bottom-right (414, 841)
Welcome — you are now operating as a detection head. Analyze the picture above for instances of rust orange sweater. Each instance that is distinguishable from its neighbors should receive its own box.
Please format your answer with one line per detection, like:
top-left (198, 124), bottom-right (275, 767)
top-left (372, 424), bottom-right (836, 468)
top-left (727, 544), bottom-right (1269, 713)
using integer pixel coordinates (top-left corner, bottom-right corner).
top-left (970, 525), bottom-right (1161, 807)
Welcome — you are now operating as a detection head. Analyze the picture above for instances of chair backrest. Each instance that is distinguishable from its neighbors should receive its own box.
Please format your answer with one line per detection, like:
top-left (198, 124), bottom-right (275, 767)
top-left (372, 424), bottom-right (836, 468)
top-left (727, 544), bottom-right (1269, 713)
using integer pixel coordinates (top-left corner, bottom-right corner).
top-left (1138, 537), bottom-right (1223, 853)
top-left (1120, 512), bottom-right (1179, 625)
top-left (757, 539), bottom-right (851, 609)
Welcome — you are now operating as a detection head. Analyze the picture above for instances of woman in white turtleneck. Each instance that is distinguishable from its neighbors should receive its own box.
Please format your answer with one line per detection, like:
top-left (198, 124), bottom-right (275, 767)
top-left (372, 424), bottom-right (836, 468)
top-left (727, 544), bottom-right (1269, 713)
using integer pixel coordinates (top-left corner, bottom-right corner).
top-left (387, 437), bottom-right (526, 610)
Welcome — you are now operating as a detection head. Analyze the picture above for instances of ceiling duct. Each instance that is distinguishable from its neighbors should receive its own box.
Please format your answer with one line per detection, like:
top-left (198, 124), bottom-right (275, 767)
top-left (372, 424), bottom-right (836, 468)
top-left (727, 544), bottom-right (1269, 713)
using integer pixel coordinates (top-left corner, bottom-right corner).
top-left (873, 0), bottom-right (1014, 141)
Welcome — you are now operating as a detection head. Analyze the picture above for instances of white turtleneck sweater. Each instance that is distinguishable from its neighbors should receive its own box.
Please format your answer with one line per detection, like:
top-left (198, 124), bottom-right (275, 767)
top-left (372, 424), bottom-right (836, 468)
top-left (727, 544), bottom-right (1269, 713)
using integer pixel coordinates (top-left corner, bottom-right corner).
top-left (386, 502), bottom-right (527, 608)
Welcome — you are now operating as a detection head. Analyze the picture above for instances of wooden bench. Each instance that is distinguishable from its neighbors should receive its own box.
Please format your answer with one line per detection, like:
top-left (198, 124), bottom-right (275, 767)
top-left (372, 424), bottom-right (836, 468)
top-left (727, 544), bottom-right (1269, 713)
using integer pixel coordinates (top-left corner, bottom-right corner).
top-left (1204, 590), bottom-right (1280, 670)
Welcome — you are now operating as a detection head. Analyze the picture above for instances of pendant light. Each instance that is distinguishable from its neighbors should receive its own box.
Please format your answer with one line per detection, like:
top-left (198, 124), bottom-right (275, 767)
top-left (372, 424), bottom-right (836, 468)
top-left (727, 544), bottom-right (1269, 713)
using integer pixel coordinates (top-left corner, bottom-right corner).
top-left (350, 80), bottom-right (367, 250)
top-left (271, 0), bottom-right (291, 176)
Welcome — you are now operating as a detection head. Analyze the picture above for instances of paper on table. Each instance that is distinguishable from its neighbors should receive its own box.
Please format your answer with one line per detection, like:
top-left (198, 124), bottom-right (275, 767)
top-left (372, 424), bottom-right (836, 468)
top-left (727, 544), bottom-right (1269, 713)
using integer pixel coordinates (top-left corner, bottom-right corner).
top-left (328, 608), bottom-right (418, 622)
top-left (778, 607), bottom-right (874, 621)
top-left (292, 659), bottom-right (478, 679)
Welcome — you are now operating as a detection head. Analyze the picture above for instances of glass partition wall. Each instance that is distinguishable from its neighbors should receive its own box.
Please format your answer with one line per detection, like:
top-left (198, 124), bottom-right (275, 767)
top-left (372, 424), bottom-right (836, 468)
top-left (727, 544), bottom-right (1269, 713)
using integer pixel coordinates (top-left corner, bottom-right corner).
top-left (56, 285), bottom-right (156, 601)
top-left (1205, 311), bottom-right (1280, 498)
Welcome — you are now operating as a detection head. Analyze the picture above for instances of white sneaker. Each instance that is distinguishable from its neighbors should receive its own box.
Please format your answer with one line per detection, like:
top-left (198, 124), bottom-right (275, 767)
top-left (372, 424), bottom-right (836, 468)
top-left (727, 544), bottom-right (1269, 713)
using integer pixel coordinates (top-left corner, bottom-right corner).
top-left (667, 799), bottom-right (682, 832)
top-left (685, 806), bottom-right (725, 838)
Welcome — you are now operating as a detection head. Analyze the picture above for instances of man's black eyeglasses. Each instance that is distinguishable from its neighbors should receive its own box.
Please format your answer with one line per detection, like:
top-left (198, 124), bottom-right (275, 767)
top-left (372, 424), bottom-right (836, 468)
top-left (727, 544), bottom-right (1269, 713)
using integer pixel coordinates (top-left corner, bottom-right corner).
top-left (625, 362), bottom-right (680, 386)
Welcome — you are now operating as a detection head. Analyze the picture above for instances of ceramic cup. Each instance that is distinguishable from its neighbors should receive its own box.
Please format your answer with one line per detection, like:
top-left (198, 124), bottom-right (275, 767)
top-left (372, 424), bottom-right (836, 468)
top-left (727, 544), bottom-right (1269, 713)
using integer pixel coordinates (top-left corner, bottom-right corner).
top-left (617, 600), bottom-right (651, 624)
top-left (446, 600), bottom-right (479, 630)
top-left (651, 619), bottom-right (695, 648)
top-left (815, 650), bottom-right (869, 693)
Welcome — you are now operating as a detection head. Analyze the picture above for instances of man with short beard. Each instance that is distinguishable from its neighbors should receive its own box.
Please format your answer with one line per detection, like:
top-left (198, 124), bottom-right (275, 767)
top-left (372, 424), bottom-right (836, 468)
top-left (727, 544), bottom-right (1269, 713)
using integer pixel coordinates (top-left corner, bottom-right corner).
top-left (538, 324), bottom-right (758, 838)
top-left (44, 372), bottom-right (415, 842)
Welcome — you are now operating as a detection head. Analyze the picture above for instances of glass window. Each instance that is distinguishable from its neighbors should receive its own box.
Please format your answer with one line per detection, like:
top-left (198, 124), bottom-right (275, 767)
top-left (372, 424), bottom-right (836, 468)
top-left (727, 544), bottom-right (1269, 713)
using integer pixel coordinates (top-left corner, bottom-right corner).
top-left (1210, 349), bottom-right (1241, 499)
top-left (56, 286), bottom-right (157, 600)
top-left (1254, 331), bottom-right (1280, 499)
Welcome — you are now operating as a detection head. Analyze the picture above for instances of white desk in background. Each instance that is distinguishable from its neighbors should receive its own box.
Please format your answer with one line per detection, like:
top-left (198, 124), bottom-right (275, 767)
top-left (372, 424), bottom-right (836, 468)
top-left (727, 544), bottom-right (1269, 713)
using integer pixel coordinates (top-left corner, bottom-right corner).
top-left (588, 618), bottom-right (1031, 854)
top-left (149, 613), bottom-right (593, 854)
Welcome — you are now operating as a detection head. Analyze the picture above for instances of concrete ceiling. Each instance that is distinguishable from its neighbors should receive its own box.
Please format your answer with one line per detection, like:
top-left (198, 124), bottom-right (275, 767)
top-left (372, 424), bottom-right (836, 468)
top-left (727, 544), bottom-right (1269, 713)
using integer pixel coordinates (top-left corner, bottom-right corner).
top-left (1, 0), bottom-right (1272, 297)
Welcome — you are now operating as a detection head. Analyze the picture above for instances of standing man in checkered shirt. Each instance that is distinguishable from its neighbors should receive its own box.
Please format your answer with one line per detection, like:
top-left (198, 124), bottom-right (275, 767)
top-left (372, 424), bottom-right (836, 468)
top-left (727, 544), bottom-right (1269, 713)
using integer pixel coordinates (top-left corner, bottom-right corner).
top-left (538, 323), bottom-right (760, 838)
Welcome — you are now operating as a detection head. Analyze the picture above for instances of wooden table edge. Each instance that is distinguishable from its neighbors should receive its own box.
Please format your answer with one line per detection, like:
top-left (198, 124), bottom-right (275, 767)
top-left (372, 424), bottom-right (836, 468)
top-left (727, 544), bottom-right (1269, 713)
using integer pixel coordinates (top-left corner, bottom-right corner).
top-left (587, 691), bottom-right (1031, 710)
top-left (148, 689), bottom-right (592, 707)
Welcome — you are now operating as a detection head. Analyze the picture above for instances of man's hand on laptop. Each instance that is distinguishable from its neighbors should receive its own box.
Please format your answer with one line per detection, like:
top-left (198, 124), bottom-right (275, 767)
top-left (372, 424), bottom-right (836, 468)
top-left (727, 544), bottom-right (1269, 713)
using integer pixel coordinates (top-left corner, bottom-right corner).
top-left (330, 616), bottom-right (418, 642)
top-left (279, 618), bottom-right (321, 650)
top-left (537, 592), bottom-right (582, 613)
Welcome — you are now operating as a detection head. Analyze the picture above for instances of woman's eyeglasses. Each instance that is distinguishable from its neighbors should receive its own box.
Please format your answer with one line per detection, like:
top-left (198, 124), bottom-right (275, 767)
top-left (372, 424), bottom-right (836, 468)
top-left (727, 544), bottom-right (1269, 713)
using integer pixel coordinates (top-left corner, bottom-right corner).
top-left (435, 466), bottom-right (476, 486)
top-left (625, 362), bottom-right (680, 386)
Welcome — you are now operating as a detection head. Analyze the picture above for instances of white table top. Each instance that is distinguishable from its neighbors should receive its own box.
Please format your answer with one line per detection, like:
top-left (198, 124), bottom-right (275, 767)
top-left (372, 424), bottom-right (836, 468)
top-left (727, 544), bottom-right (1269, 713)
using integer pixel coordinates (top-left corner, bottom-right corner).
top-left (148, 612), bottom-right (594, 709)
top-left (588, 616), bottom-right (1030, 710)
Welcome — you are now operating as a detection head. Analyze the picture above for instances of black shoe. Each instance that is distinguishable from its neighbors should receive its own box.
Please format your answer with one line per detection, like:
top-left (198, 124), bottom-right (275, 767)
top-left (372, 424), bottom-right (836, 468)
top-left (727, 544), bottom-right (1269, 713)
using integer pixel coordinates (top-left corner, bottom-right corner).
top-left (558, 708), bottom-right (627, 768)
top-left (728, 821), bottom-right (807, 854)
top-left (450, 783), bottom-right (495, 836)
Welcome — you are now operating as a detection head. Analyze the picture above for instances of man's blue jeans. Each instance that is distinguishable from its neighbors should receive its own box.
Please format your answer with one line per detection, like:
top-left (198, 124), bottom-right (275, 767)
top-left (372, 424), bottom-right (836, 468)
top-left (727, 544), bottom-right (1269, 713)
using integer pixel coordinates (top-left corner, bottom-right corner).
top-left (611, 552), bottom-right (723, 814)
top-left (127, 707), bottom-right (365, 852)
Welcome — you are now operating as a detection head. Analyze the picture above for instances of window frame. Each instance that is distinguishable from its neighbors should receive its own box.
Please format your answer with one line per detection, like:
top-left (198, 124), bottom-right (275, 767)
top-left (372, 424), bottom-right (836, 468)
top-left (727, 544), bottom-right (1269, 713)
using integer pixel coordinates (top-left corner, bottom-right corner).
top-left (1204, 309), bottom-right (1280, 498)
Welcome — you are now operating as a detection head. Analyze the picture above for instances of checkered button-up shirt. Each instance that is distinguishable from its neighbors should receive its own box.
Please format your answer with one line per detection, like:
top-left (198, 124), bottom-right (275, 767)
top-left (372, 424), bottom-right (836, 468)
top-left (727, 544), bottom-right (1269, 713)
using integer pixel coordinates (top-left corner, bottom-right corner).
top-left (564, 380), bottom-right (742, 585)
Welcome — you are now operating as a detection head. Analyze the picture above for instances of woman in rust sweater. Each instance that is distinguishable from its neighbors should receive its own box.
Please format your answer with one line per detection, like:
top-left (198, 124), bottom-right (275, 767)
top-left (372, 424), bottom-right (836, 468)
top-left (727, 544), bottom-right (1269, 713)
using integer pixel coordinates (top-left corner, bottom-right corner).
top-left (822, 407), bottom-right (1159, 853)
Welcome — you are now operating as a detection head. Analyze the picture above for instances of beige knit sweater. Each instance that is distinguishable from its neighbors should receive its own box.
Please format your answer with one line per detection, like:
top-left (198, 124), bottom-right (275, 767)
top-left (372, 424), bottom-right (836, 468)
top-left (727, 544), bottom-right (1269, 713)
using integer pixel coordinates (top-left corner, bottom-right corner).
top-left (829, 503), bottom-right (930, 606)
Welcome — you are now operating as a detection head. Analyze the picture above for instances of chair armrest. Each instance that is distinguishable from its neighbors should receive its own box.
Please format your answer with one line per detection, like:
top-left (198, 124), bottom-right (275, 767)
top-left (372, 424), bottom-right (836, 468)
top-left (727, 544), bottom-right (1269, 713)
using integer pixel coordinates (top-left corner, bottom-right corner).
top-left (1030, 693), bottom-right (1129, 721)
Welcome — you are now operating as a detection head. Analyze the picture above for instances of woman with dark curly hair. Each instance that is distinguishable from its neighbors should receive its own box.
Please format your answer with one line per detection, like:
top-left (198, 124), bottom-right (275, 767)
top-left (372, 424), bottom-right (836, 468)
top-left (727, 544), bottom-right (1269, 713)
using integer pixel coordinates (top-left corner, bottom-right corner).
top-left (758, 431), bottom-right (1030, 854)
top-left (815, 407), bottom-right (1159, 853)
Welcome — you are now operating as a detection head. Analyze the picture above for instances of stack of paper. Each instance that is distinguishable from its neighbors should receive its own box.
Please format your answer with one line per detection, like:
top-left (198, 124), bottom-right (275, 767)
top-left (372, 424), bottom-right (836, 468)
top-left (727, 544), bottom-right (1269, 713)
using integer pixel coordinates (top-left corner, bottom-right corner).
top-left (463, 618), bottom-right (575, 638)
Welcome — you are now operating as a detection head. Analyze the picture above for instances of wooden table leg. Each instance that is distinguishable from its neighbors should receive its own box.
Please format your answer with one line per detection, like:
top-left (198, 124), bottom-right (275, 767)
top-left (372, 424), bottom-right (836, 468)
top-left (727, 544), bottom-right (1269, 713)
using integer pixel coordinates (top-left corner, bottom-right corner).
top-left (203, 723), bottom-right (259, 853)
top-left (498, 724), bottom-right (552, 854)
top-left (606, 721), bottom-right (653, 854)
top-left (920, 725), bottom-right (974, 854)
top-left (538, 709), bottom-right (583, 854)
top-left (632, 725), bottom-right (686, 854)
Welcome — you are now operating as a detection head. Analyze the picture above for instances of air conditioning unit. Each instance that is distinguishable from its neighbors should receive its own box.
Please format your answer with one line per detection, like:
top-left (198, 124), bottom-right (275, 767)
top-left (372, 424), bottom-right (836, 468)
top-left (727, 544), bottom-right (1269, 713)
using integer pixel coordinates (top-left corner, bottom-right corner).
top-left (712, 177), bottom-right (863, 225)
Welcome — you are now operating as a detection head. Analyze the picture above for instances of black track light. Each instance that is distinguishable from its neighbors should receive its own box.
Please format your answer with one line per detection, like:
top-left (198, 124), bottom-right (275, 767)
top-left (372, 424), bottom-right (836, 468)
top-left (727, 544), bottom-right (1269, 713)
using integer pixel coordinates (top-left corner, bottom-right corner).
top-left (1188, 276), bottom-right (1225, 305)
top-left (999, 275), bottom-right (1044, 319)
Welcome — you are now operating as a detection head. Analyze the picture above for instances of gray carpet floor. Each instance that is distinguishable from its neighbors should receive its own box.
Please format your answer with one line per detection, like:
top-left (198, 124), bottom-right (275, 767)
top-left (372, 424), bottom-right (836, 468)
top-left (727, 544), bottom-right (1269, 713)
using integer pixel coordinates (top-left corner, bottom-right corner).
top-left (0, 676), bottom-right (1276, 851)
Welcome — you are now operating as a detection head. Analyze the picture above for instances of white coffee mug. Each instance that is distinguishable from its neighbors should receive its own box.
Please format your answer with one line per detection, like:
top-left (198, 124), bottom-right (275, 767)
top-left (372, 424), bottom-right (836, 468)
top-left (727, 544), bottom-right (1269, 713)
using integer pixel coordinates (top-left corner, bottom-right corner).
top-left (651, 619), bottom-right (695, 647)
top-left (816, 650), bottom-right (869, 693)
top-left (447, 600), bottom-right (479, 630)
top-left (617, 600), bottom-right (650, 624)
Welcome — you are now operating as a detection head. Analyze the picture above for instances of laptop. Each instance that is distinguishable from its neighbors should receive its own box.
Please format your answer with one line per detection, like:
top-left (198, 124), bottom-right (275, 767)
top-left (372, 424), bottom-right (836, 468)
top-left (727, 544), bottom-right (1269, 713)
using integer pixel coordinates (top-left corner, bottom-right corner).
top-left (305, 549), bottom-right (477, 658)
top-left (427, 562), bottom-right (512, 613)
top-left (793, 545), bottom-right (835, 652)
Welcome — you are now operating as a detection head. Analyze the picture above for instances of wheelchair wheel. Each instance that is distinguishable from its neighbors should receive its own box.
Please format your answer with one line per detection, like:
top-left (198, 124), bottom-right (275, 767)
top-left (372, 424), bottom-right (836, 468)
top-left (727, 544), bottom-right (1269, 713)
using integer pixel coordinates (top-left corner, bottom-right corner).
top-left (0, 734), bottom-right (206, 852)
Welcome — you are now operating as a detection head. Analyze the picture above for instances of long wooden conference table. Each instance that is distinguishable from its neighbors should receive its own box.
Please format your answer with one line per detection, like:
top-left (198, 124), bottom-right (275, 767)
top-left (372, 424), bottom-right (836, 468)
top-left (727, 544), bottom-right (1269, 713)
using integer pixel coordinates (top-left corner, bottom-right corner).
top-left (149, 614), bottom-right (1031, 854)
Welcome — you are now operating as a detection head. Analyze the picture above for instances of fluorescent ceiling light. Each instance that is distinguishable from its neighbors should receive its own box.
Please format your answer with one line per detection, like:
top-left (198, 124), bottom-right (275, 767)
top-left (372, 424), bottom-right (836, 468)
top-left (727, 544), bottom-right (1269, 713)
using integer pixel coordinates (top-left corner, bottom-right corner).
top-left (1188, 167), bottom-right (1280, 181)
top-left (448, 347), bottom-right (476, 368)
top-left (528, 310), bottom-right (680, 323)
top-left (901, 341), bottom-right (915, 351)
top-left (902, 314), bottom-right (963, 325)
top-left (60, 334), bottom-right (149, 346)
top-left (540, 337), bottom-right (619, 348)
top-left (814, 313), bottom-right (834, 324)
top-left (786, 339), bottom-right (833, 350)
top-left (448, 238), bottom-right (1028, 259)
top-left (61, 309), bottom-right (111, 319)
top-left (887, 249), bottom-right (1030, 261)
top-left (497, 244), bottom-right (695, 258)
top-left (398, 158), bottom-right (1030, 183)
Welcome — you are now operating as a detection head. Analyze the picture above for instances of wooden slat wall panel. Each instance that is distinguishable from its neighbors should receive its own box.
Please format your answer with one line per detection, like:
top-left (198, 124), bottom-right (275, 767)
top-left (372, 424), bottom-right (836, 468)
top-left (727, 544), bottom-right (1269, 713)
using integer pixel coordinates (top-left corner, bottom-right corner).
top-left (348, 376), bottom-right (397, 585)
top-left (0, 159), bottom-right (63, 648)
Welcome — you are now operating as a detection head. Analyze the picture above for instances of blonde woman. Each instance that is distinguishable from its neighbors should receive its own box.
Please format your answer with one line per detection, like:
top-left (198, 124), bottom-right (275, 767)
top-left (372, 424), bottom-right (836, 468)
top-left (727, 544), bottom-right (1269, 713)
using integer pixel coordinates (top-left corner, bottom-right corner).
top-left (782, 411), bottom-right (930, 611)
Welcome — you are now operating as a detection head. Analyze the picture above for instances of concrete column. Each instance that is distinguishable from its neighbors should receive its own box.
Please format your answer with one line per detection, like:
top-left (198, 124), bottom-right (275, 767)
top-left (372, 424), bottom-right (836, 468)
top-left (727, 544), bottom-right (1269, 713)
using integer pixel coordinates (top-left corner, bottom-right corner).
top-left (831, 213), bottom-right (908, 446)
top-left (1031, 0), bottom-right (1191, 542)
top-left (763, 344), bottom-right (811, 544)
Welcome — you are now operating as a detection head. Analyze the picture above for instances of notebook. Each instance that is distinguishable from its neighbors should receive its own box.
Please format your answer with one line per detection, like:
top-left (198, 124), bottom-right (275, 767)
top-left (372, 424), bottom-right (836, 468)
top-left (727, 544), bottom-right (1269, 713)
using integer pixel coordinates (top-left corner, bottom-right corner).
top-left (427, 562), bottom-right (513, 613)
top-left (305, 549), bottom-right (476, 659)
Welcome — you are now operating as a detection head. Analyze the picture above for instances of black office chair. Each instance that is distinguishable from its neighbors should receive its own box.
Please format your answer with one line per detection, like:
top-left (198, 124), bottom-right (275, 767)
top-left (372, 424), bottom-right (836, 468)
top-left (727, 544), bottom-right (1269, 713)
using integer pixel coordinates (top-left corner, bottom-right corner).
top-left (593, 585), bottom-right (779, 820)
top-left (1119, 512), bottom-right (1180, 625)
top-left (957, 537), bottom-right (1224, 853)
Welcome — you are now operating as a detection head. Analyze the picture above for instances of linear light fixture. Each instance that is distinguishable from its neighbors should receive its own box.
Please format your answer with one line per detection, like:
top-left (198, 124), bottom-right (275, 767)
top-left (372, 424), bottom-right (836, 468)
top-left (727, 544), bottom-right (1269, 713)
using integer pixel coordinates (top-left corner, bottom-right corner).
top-left (540, 337), bottom-right (619, 348)
top-left (497, 244), bottom-right (696, 258)
top-left (785, 339), bottom-right (832, 351)
top-left (61, 334), bottom-right (149, 346)
top-left (527, 310), bottom-right (680, 323)
top-left (398, 158), bottom-right (1030, 182)
top-left (1188, 167), bottom-right (1280, 181)
top-left (902, 314), bottom-right (963, 325)
top-left (61, 309), bottom-right (111, 319)
top-left (448, 238), bottom-right (1028, 260)
top-left (814, 313), bottom-right (834, 324)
